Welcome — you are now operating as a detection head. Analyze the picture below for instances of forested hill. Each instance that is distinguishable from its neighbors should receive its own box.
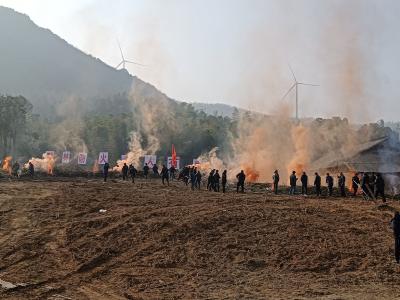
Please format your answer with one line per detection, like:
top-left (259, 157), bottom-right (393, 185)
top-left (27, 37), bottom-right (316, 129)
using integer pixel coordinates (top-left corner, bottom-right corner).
top-left (0, 6), bottom-right (171, 116)
top-left (0, 6), bottom-right (241, 163)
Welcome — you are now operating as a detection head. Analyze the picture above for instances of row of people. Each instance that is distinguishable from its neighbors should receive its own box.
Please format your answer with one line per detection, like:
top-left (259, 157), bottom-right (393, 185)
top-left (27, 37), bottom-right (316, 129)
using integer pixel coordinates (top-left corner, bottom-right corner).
top-left (274, 170), bottom-right (386, 202)
top-left (107, 163), bottom-right (386, 201)
top-left (4, 161), bottom-right (35, 178)
top-left (106, 162), bottom-right (174, 185)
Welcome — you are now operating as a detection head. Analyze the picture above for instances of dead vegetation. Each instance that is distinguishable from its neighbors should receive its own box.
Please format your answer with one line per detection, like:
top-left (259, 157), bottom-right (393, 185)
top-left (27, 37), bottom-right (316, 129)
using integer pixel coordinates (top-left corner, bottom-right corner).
top-left (0, 178), bottom-right (400, 299)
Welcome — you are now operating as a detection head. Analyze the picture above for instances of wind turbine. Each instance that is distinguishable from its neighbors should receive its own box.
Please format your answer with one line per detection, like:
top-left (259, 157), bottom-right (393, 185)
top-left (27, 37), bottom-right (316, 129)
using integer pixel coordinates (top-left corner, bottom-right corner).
top-left (281, 64), bottom-right (318, 120)
top-left (115, 40), bottom-right (145, 70)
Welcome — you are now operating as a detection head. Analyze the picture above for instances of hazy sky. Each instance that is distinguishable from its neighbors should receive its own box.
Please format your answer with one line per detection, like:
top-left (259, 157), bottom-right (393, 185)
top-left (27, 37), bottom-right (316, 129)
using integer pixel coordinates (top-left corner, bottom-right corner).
top-left (1, 0), bottom-right (400, 122)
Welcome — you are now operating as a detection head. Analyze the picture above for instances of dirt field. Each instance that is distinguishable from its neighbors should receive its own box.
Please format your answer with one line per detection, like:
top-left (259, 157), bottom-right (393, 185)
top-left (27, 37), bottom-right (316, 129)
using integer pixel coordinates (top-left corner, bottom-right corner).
top-left (0, 177), bottom-right (400, 299)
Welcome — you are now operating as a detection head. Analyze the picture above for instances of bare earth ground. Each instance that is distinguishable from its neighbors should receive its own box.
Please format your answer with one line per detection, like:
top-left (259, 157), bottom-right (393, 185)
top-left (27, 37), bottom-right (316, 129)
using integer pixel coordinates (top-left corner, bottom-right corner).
top-left (0, 178), bottom-right (400, 300)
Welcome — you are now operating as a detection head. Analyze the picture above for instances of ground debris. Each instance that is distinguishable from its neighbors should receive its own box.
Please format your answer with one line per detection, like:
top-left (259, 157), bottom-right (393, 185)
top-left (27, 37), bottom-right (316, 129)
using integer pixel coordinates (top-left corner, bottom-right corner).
top-left (0, 178), bottom-right (399, 299)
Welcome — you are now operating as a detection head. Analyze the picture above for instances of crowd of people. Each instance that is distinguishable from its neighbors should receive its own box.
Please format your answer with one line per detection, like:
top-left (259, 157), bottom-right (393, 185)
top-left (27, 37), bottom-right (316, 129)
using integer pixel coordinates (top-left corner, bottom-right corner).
top-left (284, 170), bottom-right (386, 202)
top-left (3, 161), bottom-right (35, 178)
top-left (3, 159), bottom-right (387, 203)
top-left (108, 163), bottom-right (386, 202)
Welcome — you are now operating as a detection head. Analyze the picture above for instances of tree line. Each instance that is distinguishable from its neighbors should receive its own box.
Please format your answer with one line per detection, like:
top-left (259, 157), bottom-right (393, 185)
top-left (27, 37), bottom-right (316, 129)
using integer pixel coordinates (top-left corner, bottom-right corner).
top-left (0, 94), bottom-right (237, 165)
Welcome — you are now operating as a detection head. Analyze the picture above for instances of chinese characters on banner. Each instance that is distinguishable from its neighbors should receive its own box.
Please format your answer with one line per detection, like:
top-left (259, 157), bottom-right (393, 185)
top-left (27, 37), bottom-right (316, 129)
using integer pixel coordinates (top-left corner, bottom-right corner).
top-left (144, 155), bottom-right (157, 168)
top-left (77, 153), bottom-right (88, 165)
top-left (98, 152), bottom-right (109, 164)
top-left (193, 159), bottom-right (201, 165)
top-left (61, 151), bottom-right (71, 164)
top-left (167, 156), bottom-right (180, 169)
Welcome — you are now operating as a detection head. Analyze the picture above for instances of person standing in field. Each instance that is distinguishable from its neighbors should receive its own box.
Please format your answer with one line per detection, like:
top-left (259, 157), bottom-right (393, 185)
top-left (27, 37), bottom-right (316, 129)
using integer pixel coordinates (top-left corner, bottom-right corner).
top-left (129, 164), bottom-right (137, 183)
top-left (314, 172), bottom-right (321, 197)
top-left (222, 170), bottom-right (227, 193)
top-left (338, 172), bottom-right (346, 197)
top-left (352, 173), bottom-right (360, 196)
top-left (169, 165), bottom-right (176, 180)
top-left (272, 170), bottom-right (279, 195)
top-left (161, 164), bottom-right (169, 185)
top-left (361, 172), bottom-right (371, 197)
top-left (196, 169), bottom-right (202, 189)
top-left (370, 172), bottom-right (377, 195)
top-left (143, 163), bottom-right (149, 179)
top-left (214, 170), bottom-right (221, 192)
top-left (326, 173), bottom-right (334, 196)
top-left (28, 161), bottom-right (35, 178)
top-left (207, 170), bottom-right (215, 191)
top-left (391, 211), bottom-right (400, 263)
top-left (191, 168), bottom-right (197, 190)
top-left (12, 161), bottom-right (20, 178)
top-left (301, 172), bottom-right (308, 195)
top-left (289, 171), bottom-right (297, 195)
top-left (103, 162), bottom-right (110, 182)
top-left (122, 163), bottom-right (129, 181)
top-left (152, 164), bottom-right (159, 176)
top-left (375, 173), bottom-right (386, 203)
top-left (236, 170), bottom-right (246, 193)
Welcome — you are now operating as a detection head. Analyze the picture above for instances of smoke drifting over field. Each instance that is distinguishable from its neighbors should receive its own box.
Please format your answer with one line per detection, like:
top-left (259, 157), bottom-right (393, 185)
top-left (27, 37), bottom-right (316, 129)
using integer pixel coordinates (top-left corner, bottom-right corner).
top-left (199, 1), bottom-right (387, 183)
top-left (3, 2), bottom-right (399, 186)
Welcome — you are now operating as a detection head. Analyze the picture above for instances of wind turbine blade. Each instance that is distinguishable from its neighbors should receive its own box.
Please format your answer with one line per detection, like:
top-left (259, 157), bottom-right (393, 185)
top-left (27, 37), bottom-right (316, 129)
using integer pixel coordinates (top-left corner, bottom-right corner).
top-left (115, 61), bottom-right (123, 69)
top-left (281, 83), bottom-right (296, 100)
top-left (288, 63), bottom-right (297, 83)
top-left (125, 60), bottom-right (146, 67)
top-left (298, 82), bottom-right (319, 86)
top-left (117, 39), bottom-right (125, 61)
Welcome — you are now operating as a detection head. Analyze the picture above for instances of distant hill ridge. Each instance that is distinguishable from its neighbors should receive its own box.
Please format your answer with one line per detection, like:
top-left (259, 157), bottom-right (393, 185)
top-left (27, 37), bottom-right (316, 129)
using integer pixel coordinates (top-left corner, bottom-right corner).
top-left (0, 6), bottom-right (254, 119)
top-left (0, 6), bottom-right (172, 115)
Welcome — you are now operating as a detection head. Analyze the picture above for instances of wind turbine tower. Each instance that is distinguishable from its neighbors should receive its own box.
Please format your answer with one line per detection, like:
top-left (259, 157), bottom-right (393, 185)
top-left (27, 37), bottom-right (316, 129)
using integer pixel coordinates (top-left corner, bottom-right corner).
top-left (281, 65), bottom-right (318, 120)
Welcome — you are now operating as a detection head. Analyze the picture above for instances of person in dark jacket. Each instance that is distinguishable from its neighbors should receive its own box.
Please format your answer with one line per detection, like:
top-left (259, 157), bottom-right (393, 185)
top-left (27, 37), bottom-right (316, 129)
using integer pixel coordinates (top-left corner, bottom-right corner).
top-left (375, 173), bottom-right (386, 203)
top-left (222, 170), bottom-right (227, 193)
top-left (143, 163), bottom-right (149, 179)
top-left (300, 172), bottom-right (308, 195)
top-left (12, 162), bottom-right (20, 178)
top-left (196, 170), bottom-right (202, 189)
top-left (391, 211), bottom-right (400, 263)
top-left (338, 172), bottom-right (346, 197)
top-left (103, 162), bottom-right (110, 182)
top-left (361, 172), bottom-right (371, 197)
top-left (161, 165), bottom-right (169, 185)
top-left (207, 170), bottom-right (215, 191)
top-left (122, 163), bottom-right (129, 181)
top-left (352, 173), bottom-right (360, 197)
top-left (370, 172), bottom-right (377, 195)
top-left (190, 169), bottom-right (197, 190)
top-left (169, 165), bottom-right (176, 180)
top-left (314, 172), bottom-right (321, 197)
top-left (182, 167), bottom-right (190, 185)
top-left (152, 164), bottom-right (159, 176)
top-left (129, 164), bottom-right (137, 183)
top-left (236, 170), bottom-right (246, 193)
top-left (28, 161), bottom-right (35, 178)
top-left (289, 171), bottom-right (297, 195)
top-left (326, 173), bottom-right (334, 196)
top-left (272, 170), bottom-right (280, 195)
top-left (214, 170), bottom-right (221, 192)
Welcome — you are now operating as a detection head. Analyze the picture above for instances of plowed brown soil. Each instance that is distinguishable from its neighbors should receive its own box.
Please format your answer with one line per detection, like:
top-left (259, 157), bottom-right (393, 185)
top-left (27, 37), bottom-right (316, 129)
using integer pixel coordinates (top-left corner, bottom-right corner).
top-left (0, 178), bottom-right (400, 299)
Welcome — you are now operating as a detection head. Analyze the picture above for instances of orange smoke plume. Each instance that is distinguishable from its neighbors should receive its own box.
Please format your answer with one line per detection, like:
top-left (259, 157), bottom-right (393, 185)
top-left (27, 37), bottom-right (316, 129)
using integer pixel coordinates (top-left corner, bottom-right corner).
top-left (286, 124), bottom-right (310, 182)
top-left (2, 156), bottom-right (12, 175)
top-left (25, 152), bottom-right (56, 175)
top-left (92, 159), bottom-right (100, 174)
top-left (243, 166), bottom-right (260, 182)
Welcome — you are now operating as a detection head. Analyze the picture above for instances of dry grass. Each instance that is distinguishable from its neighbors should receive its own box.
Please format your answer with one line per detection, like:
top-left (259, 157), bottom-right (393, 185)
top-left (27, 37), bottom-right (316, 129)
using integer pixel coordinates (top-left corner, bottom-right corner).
top-left (0, 178), bottom-right (399, 299)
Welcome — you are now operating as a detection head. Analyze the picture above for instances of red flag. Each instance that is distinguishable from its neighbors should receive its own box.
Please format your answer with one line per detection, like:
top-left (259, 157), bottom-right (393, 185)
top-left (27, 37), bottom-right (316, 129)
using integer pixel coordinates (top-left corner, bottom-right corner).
top-left (172, 144), bottom-right (177, 167)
